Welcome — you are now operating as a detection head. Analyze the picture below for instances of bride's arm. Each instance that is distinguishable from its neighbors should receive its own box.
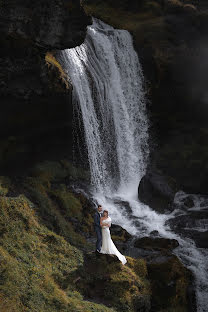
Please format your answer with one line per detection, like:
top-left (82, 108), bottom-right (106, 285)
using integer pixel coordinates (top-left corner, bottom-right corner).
top-left (106, 219), bottom-right (111, 227)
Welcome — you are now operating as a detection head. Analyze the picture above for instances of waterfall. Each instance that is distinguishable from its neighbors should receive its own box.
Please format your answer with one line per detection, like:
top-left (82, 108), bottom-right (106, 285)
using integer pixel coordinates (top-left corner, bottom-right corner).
top-left (60, 18), bottom-right (149, 196)
top-left (60, 18), bottom-right (208, 312)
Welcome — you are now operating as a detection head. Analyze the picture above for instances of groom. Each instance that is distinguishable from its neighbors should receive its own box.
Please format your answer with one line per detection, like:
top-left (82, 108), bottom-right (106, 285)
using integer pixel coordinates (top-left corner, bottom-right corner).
top-left (93, 204), bottom-right (103, 252)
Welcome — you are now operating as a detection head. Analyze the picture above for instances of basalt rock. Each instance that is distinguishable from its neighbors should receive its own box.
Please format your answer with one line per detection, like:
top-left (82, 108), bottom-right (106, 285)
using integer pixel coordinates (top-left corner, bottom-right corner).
top-left (166, 210), bottom-right (208, 248)
top-left (134, 236), bottom-right (179, 251)
top-left (0, 0), bottom-right (91, 50)
top-left (138, 168), bottom-right (177, 213)
top-left (0, 0), bottom-right (91, 173)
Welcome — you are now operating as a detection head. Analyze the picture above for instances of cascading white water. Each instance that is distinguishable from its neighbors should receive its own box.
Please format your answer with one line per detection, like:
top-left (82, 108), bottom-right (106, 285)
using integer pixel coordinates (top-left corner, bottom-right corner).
top-left (60, 18), bottom-right (208, 312)
top-left (60, 18), bottom-right (149, 197)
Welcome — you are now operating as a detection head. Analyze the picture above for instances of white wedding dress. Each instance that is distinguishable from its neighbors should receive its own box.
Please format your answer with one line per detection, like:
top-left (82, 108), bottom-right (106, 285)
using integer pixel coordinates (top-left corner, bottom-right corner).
top-left (100, 217), bottom-right (127, 265)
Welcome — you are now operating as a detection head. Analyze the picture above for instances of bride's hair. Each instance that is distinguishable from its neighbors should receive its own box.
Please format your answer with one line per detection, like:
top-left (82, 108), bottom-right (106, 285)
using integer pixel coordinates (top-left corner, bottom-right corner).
top-left (103, 210), bottom-right (108, 216)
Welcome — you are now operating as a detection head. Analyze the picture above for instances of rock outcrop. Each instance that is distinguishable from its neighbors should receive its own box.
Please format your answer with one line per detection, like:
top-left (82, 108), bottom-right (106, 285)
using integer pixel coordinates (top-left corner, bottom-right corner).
top-left (166, 210), bottom-right (208, 248)
top-left (0, 0), bottom-right (91, 173)
top-left (134, 236), bottom-right (179, 251)
top-left (75, 252), bottom-right (151, 312)
top-left (0, 0), bottom-right (90, 50)
top-left (138, 168), bottom-right (177, 213)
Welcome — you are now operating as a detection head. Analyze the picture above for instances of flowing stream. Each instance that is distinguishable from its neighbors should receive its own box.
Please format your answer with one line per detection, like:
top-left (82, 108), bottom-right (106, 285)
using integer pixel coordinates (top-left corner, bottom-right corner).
top-left (60, 18), bottom-right (208, 312)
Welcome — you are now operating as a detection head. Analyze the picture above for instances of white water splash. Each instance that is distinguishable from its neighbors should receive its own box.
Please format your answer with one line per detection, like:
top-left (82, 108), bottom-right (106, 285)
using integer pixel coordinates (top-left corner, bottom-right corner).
top-left (60, 18), bottom-right (208, 312)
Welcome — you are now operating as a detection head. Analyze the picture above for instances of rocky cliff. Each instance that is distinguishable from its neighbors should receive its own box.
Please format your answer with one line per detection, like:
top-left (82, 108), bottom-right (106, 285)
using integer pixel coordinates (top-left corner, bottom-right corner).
top-left (0, 0), bottom-right (202, 311)
top-left (0, 0), bottom-right (91, 174)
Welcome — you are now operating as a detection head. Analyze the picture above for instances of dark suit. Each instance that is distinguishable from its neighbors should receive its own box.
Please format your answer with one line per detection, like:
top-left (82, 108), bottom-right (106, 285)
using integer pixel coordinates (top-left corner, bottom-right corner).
top-left (94, 211), bottom-right (102, 251)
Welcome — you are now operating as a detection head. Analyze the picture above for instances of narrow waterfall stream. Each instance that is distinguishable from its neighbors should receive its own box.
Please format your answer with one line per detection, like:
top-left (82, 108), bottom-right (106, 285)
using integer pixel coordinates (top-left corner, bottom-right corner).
top-left (60, 18), bottom-right (208, 312)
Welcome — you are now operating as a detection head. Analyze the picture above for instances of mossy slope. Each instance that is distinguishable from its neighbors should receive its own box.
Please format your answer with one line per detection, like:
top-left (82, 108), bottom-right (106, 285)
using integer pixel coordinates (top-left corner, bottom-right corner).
top-left (0, 161), bottom-right (151, 312)
top-left (0, 185), bottom-right (118, 312)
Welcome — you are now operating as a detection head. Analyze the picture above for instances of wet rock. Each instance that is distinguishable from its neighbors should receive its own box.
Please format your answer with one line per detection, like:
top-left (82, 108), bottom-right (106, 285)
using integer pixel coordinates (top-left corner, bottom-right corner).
top-left (138, 169), bottom-right (177, 213)
top-left (189, 230), bottom-right (208, 248)
top-left (183, 196), bottom-right (195, 208)
top-left (166, 210), bottom-right (208, 247)
top-left (110, 224), bottom-right (132, 242)
top-left (113, 199), bottom-right (133, 214)
top-left (150, 230), bottom-right (160, 237)
top-left (134, 237), bottom-right (179, 251)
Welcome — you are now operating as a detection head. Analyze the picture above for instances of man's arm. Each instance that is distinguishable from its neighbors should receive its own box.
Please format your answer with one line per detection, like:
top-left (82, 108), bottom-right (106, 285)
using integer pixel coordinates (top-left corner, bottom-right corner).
top-left (94, 213), bottom-right (100, 227)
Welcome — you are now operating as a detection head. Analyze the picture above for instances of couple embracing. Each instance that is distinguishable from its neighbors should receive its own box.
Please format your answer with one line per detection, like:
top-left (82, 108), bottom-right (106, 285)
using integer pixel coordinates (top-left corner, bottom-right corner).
top-left (94, 204), bottom-right (127, 265)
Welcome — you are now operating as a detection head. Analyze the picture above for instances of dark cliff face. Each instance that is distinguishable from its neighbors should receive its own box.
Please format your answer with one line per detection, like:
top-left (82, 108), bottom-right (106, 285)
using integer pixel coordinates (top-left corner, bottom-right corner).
top-left (0, 0), bottom-right (91, 174)
top-left (1, 0), bottom-right (208, 194)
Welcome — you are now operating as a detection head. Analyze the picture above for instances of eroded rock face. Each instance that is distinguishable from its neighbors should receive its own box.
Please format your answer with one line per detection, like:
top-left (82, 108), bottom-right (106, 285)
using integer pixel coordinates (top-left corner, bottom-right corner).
top-left (0, 0), bottom-right (91, 173)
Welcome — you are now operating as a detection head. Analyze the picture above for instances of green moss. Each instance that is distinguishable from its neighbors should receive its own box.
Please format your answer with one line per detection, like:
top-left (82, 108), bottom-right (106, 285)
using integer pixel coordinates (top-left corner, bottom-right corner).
top-left (147, 255), bottom-right (193, 312)
top-left (0, 194), bottom-right (116, 312)
top-left (0, 159), bottom-right (193, 311)
top-left (76, 253), bottom-right (151, 312)
top-left (22, 177), bottom-right (89, 249)
top-left (51, 185), bottom-right (83, 220)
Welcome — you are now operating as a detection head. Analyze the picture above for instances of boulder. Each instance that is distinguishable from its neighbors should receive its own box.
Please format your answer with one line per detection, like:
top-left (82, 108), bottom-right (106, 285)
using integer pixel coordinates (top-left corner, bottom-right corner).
top-left (110, 224), bottom-right (132, 242)
top-left (134, 236), bottom-right (179, 251)
top-left (183, 196), bottom-right (195, 208)
top-left (138, 169), bottom-right (177, 213)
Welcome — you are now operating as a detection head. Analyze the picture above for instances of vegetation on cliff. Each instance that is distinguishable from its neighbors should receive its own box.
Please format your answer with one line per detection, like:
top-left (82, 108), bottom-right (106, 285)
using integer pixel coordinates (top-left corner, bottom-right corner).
top-left (0, 161), bottom-right (151, 311)
top-left (0, 160), bottom-right (194, 311)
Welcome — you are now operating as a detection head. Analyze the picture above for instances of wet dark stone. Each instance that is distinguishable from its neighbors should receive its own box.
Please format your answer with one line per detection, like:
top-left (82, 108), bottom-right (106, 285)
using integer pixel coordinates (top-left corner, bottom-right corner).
top-left (183, 196), bottom-right (195, 208)
top-left (166, 210), bottom-right (208, 247)
top-left (113, 199), bottom-right (133, 214)
top-left (110, 224), bottom-right (132, 242)
top-left (150, 230), bottom-right (160, 237)
top-left (138, 169), bottom-right (177, 213)
top-left (134, 237), bottom-right (179, 251)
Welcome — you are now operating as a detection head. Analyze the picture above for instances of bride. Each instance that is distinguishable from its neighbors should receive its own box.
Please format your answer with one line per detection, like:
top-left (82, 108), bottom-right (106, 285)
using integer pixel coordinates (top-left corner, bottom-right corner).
top-left (100, 210), bottom-right (127, 265)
